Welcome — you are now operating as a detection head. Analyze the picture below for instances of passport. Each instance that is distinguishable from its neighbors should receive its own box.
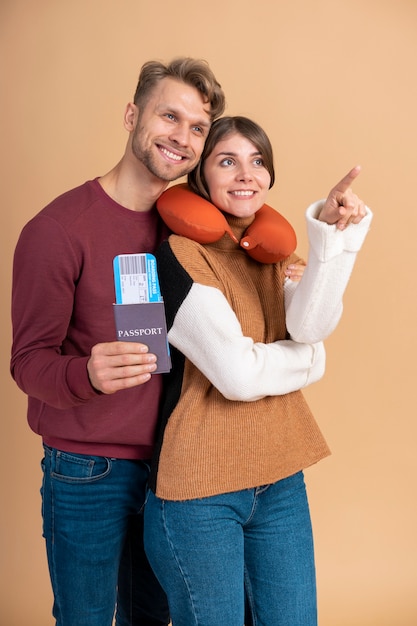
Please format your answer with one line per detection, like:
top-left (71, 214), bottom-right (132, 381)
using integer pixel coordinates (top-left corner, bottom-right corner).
top-left (113, 302), bottom-right (171, 373)
top-left (113, 253), bottom-right (171, 373)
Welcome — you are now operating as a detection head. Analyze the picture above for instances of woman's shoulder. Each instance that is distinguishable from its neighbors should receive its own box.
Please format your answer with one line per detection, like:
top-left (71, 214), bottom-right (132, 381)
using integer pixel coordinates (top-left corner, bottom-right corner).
top-left (168, 234), bottom-right (215, 265)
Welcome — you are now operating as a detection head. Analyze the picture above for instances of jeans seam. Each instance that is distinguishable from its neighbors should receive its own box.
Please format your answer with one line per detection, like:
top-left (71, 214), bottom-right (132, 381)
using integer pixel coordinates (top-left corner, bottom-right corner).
top-left (161, 500), bottom-right (198, 624)
top-left (50, 462), bottom-right (61, 623)
top-left (243, 486), bottom-right (268, 526)
top-left (244, 563), bottom-right (256, 626)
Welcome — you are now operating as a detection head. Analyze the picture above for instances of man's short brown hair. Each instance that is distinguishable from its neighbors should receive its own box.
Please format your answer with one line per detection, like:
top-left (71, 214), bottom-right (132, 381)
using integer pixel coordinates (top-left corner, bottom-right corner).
top-left (133, 57), bottom-right (226, 122)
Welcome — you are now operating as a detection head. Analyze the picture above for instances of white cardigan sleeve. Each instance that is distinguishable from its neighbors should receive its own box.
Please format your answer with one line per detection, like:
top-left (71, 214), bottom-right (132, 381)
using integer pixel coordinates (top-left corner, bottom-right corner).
top-left (285, 200), bottom-right (373, 343)
top-left (168, 282), bottom-right (325, 402)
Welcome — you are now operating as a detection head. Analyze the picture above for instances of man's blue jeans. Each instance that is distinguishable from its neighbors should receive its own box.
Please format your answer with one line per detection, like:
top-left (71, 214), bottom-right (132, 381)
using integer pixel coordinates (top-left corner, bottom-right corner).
top-left (144, 471), bottom-right (317, 626)
top-left (41, 445), bottom-right (169, 626)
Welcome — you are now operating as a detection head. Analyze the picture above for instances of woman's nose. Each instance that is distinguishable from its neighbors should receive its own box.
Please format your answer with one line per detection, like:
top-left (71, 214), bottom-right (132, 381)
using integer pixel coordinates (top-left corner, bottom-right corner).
top-left (236, 167), bottom-right (253, 182)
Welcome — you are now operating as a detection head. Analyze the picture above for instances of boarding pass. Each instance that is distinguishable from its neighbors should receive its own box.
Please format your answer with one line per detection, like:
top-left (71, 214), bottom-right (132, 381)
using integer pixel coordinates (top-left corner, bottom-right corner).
top-left (113, 253), bottom-right (162, 304)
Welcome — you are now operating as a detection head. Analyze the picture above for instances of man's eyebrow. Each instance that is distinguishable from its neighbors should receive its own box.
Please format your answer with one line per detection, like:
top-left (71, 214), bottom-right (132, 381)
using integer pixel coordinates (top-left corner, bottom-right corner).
top-left (196, 119), bottom-right (211, 130)
top-left (188, 115), bottom-right (211, 130)
top-left (157, 104), bottom-right (211, 129)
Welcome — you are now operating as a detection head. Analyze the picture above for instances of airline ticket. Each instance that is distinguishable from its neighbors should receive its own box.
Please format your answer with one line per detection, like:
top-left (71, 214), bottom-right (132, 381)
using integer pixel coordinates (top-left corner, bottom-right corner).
top-left (113, 253), bottom-right (162, 304)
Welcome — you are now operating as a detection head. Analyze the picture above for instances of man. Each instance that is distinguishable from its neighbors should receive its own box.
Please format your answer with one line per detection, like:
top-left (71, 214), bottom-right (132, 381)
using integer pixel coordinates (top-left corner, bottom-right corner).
top-left (11, 57), bottom-right (225, 626)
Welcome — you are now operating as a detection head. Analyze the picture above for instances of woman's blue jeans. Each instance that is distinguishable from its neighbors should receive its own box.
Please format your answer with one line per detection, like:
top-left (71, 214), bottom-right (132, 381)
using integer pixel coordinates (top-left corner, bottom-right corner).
top-left (41, 445), bottom-right (169, 626)
top-left (144, 471), bottom-right (317, 626)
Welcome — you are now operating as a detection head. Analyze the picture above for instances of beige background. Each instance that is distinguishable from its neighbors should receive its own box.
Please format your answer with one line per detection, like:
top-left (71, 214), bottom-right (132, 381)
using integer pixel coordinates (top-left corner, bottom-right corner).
top-left (1, 0), bottom-right (416, 624)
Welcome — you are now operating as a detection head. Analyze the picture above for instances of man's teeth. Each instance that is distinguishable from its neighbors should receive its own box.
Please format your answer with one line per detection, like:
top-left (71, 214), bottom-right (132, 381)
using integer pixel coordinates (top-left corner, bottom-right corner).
top-left (231, 191), bottom-right (254, 196)
top-left (160, 147), bottom-right (183, 161)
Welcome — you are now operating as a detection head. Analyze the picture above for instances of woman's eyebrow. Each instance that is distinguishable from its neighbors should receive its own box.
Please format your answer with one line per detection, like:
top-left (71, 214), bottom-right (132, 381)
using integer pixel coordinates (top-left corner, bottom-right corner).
top-left (214, 150), bottom-right (262, 157)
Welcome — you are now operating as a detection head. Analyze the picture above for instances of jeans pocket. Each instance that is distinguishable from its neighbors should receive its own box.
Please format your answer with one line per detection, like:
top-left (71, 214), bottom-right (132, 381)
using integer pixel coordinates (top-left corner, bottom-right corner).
top-left (50, 449), bottom-right (112, 483)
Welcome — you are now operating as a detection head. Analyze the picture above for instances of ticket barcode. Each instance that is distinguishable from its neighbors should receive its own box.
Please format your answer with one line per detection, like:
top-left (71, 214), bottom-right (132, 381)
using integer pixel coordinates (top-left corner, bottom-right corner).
top-left (118, 255), bottom-right (146, 275)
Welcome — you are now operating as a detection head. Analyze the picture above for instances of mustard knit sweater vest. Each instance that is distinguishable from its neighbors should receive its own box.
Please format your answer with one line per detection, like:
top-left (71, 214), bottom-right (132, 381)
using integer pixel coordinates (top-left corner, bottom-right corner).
top-left (150, 215), bottom-right (330, 500)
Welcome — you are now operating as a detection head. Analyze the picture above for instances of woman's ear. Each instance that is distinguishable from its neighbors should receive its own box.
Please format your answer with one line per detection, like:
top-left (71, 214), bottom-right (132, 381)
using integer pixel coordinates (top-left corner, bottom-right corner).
top-left (156, 183), bottom-right (238, 244)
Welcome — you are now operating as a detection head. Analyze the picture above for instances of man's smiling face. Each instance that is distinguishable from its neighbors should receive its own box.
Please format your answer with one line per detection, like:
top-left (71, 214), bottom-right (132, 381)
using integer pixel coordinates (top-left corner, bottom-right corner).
top-left (131, 77), bottom-right (212, 182)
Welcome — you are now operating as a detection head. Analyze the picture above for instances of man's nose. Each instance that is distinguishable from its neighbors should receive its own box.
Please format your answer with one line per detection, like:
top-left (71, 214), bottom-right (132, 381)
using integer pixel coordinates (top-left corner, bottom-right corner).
top-left (169, 123), bottom-right (190, 147)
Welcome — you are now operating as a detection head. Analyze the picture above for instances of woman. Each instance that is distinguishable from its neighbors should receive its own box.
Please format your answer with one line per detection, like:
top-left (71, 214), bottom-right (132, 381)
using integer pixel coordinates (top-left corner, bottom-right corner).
top-left (144, 116), bottom-right (372, 626)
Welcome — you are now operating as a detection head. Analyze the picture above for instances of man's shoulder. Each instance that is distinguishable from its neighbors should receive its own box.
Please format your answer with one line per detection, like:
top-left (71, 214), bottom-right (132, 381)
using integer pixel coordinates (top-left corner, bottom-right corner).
top-left (41, 179), bottom-right (99, 220)
top-left (17, 180), bottom-right (103, 243)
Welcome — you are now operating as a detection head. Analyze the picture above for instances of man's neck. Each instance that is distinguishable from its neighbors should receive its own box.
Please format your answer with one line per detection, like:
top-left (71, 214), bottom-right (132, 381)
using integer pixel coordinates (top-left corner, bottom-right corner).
top-left (99, 158), bottom-right (169, 213)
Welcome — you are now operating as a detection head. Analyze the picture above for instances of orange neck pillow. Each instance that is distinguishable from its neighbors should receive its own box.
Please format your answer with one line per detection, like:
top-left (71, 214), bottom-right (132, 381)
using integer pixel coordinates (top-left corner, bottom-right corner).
top-left (156, 183), bottom-right (297, 264)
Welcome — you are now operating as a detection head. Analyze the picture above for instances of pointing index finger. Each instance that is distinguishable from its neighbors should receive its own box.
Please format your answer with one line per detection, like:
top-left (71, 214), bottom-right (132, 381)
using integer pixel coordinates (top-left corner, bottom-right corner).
top-left (333, 165), bottom-right (361, 194)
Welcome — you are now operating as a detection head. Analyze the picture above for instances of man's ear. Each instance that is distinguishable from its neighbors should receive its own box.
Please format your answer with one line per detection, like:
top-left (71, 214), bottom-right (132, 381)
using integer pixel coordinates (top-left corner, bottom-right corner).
top-left (123, 102), bottom-right (138, 132)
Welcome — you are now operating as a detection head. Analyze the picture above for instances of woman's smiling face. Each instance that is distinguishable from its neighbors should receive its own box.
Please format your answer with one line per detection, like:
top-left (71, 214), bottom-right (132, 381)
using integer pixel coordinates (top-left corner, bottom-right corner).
top-left (202, 132), bottom-right (271, 218)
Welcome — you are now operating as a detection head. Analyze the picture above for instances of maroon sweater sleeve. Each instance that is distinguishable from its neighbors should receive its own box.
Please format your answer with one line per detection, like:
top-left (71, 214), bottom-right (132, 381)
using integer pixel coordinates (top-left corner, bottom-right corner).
top-left (11, 214), bottom-right (98, 409)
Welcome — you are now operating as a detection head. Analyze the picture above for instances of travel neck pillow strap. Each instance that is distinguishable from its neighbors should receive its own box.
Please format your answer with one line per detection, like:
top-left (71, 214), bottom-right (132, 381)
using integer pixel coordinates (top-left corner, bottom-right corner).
top-left (156, 183), bottom-right (297, 264)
